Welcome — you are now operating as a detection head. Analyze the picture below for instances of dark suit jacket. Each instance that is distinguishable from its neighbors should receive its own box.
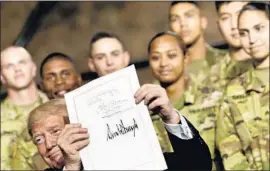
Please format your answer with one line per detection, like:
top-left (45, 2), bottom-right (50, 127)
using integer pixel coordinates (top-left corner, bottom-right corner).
top-left (44, 119), bottom-right (212, 171)
top-left (164, 118), bottom-right (212, 170)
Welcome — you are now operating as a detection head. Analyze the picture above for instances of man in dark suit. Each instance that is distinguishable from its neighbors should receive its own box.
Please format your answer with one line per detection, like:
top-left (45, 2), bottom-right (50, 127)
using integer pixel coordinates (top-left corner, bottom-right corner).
top-left (28, 84), bottom-right (212, 170)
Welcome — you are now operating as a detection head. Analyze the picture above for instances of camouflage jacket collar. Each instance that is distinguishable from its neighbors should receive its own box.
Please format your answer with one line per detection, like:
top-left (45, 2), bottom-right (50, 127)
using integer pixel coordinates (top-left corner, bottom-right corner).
top-left (174, 84), bottom-right (197, 110)
top-left (3, 90), bottom-right (48, 108)
top-left (245, 67), bottom-right (268, 93)
top-left (205, 43), bottom-right (227, 67)
top-left (174, 84), bottom-right (223, 111)
top-left (224, 54), bottom-right (254, 81)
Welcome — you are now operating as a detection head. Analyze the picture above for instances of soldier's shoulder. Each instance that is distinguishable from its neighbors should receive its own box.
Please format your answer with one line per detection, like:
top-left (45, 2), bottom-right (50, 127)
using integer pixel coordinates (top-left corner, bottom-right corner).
top-left (198, 87), bottom-right (223, 107)
top-left (227, 70), bottom-right (249, 87)
top-left (1, 99), bottom-right (16, 121)
top-left (205, 44), bottom-right (227, 67)
top-left (38, 90), bottom-right (49, 103)
top-left (209, 53), bottom-right (230, 72)
top-left (225, 71), bottom-right (249, 98)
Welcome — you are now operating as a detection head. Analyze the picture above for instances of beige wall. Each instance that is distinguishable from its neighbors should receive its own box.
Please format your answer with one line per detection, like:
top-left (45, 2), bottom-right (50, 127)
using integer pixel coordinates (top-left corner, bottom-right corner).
top-left (1, 1), bottom-right (225, 86)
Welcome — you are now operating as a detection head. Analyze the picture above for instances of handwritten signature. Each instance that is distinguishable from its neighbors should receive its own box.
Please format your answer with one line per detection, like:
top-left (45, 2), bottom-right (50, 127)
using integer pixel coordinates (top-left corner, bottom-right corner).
top-left (107, 118), bottom-right (139, 141)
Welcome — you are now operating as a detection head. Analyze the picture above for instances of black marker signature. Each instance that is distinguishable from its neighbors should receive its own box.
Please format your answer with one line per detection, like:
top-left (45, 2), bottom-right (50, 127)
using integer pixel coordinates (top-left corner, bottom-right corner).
top-left (107, 118), bottom-right (139, 141)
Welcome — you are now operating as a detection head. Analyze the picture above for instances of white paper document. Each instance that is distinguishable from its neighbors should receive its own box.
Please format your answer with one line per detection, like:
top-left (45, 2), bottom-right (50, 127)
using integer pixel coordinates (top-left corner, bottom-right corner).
top-left (64, 65), bottom-right (167, 170)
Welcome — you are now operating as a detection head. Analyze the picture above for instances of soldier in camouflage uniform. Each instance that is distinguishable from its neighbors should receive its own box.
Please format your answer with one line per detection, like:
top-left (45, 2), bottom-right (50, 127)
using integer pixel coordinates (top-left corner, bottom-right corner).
top-left (216, 3), bottom-right (269, 170)
top-left (1, 92), bottom-right (48, 170)
top-left (200, 2), bottom-right (253, 92)
top-left (0, 46), bottom-right (49, 170)
top-left (195, 2), bottom-right (254, 170)
top-left (87, 32), bottom-right (172, 152)
top-left (187, 44), bottom-right (227, 87)
top-left (148, 31), bottom-right (224, 169)
top-left (169, 1), bottom-right (227, 87)
top-left (204, 53), bottom-right (253, 91)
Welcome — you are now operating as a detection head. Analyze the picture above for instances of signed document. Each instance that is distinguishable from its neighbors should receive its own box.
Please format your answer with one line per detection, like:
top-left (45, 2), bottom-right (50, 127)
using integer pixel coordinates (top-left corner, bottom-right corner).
top-left (64, 65), bottom-right (167, 170)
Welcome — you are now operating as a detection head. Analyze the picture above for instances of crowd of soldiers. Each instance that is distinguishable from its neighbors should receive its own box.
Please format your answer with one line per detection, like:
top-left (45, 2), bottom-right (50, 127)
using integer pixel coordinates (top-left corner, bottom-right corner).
top-left (1, 1), bottom-right (269, 171)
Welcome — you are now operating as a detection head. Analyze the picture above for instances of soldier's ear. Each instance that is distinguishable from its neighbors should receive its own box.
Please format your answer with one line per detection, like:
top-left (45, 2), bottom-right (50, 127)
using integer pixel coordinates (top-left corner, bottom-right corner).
top-left (201, 16), bottom-right (208, 31)
top-left (39, 81), bottom-right (45, 91)
top-left (0, 74), bottom-right (6, 85)
top-left (88, 57), bottom-right (96, 72)
top-left (31, 61), bottom-right (37, 78)
top-left (123, 51), bottom-right (130, 67)
top-left (77, 75), bottom-right (82, 86)
top-left (217, 20), bottom-right (222, 35)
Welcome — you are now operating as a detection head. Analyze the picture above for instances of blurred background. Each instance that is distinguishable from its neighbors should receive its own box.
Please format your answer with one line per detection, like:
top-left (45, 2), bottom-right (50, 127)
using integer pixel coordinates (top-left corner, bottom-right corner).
top-left (1, 1), bottom-right (227, 95)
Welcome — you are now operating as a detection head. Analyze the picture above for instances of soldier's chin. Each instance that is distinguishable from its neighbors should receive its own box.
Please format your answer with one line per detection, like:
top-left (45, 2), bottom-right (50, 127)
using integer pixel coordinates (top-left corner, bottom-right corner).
top-left (182, 37), bottom-right (194, 47)
top-left (12, 83), bottom-right (31, 91)
top-left (160, 79), bottom-right (174, 87)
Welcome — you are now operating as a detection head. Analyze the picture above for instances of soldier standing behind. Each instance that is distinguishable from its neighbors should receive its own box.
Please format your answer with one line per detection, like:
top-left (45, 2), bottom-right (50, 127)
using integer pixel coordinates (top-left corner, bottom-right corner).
top-left (0, 46), bottom-right (48, 170)
top-left (39, 52), bottom-right (82, 99)
top-left (148, 31), bottom-right (223, 170)
top-left (202, 1), bottom-right (253, 91)
top-left (216, 2), bottom-right (269, 170)
top-left (169, 1), bottom-right (227, 86)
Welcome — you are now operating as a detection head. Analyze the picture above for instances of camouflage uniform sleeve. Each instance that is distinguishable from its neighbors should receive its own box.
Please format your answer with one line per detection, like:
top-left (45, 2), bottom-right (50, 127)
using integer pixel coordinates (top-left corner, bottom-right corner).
top-left (259, 90), bottom-right (270, 170)
top-left (11, 128), bottom-right (39, 170)
top-left (1, 102), bottom-right (17, 170)
top-left (151, 114), bottom-right (173, 153)
top-left (216, 101), bottom-right (251, 170)
top-left (1, 132), bottom-right (17, 170)
top-left (1, 120), bottom-right (25, 134)
top-left (150, 81), bottom-right (174, 153)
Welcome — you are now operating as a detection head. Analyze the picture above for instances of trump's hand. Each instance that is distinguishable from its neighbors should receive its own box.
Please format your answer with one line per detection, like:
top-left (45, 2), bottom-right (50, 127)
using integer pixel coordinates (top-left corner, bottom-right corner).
top-left (134, 84), bottom-right (180, 124)
top-left (57, 124), bottom-right (89, 170)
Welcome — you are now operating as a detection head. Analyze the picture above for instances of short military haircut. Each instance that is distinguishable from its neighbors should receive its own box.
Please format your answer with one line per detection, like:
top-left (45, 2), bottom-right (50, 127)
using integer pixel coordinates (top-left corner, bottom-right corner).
top-left (147, 31), bottom-right (186, 55)
top-left (215, 1), bottom-right (231, 12)
top-left (89, 32), bottom-right (126, 56)
top-left (171, 1), bottom-right (199, 8)
top-left (40, 52), bottom-right (76, 78)
top-left (1, 46), bottom-right (32, 62)
top-left (239, 2), bottom-right (270, 20)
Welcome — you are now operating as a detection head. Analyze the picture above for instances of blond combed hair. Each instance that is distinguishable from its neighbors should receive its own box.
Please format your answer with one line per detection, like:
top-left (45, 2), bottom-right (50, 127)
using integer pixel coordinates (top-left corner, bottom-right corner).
top-left (27, 98), bottom-right (68, 137)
